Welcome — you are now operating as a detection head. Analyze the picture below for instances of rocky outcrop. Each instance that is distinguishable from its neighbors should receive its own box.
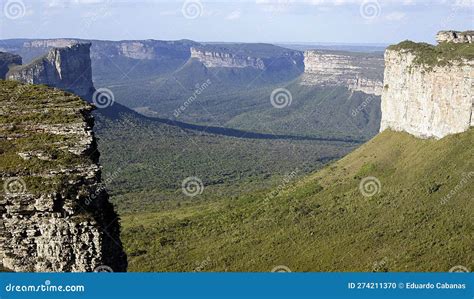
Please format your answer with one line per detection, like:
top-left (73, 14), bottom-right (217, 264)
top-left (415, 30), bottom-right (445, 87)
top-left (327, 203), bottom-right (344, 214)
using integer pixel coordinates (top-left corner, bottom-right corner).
top-left (436, 30), bottom-right (473, 44)
top-left (190, 47), bottom-right (266, 69)
top-left (300, 50), bottom-right (384, 96)
top-left (380, 32), bottom-right (473, 139)
top-left (6, 43), bottom-right (95, 99)
top-left (190, 45), bottom-right (304, 72)
top-left (0, 80), bottom-right (127, 272)
top-left (0, 52), bottom-right (21, 79)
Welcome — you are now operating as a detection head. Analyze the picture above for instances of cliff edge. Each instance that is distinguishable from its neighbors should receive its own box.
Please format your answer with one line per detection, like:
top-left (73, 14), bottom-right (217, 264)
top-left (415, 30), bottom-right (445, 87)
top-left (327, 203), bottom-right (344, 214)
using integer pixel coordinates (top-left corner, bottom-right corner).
top-left (6, 43), bottom-right (95, 100)
top-left (380, 31), bottom-right (473, 139)
top-left (0, 80), bottom-right (127, 272)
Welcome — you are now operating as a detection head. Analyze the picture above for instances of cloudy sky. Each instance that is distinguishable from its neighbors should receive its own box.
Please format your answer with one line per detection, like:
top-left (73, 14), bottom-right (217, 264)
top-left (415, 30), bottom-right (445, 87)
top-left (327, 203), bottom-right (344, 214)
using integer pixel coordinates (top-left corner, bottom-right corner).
top-left (0, 0), bottom-right (472, 44)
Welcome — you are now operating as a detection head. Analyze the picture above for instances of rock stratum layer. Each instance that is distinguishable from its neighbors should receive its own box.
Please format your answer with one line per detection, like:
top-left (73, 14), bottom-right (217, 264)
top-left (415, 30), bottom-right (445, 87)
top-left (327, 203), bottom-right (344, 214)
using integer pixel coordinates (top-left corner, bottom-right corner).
top-left (190, 44), bottom-right (304, 71)
top-left (300, 50), bottom-right (384, 96)
top-left (6, 43), bottom-right (95, 99)
top-left (380, 33), bottom-right (474, 139)
top-left (0, 80), bottom-right (127, 272)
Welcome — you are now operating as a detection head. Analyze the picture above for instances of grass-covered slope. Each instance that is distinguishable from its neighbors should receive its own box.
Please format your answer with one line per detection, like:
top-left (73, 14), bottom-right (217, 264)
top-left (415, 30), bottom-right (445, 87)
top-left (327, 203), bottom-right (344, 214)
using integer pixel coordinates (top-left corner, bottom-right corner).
top-left (122, 129), bottom-right (473, 272)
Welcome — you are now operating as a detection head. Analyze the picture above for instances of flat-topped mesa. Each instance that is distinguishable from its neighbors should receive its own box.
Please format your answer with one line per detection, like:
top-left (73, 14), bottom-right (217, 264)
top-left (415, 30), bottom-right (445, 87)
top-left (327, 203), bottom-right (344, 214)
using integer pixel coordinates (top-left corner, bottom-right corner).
top-left (189, 44), bottom-right (304, 72)
top-left (6, 43), bottom-right (95, 100)
top-left (436, 30), bottom-right (473, 44)
top-left (0, 81), bottom-right (127, 272)
top-left (300, 50), bottom-right (384, 96)
top-left (190, 47), bottom-right (265, 69)
top-left (380, 32), bottom-right (474, 139)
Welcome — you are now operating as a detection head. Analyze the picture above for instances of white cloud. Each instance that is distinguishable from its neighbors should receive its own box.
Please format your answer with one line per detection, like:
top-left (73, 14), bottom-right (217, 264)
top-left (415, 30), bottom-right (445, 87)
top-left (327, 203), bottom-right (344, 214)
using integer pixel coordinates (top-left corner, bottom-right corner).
top-left (385, 11), bottom-right (406, 20)
top-left (226, 10), bottom-right (242, 20)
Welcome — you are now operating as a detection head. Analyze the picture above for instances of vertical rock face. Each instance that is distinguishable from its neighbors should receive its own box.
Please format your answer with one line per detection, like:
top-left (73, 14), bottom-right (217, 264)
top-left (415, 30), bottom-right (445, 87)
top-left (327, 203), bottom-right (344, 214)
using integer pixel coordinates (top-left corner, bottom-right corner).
top-left (189, 45), bottom-right (304, 72)
top-left (6, 43), bottom-right (95, 100)
top-left (190, 47), bottom-right (266, 69)
top-left (300, 50), bottom-right (384, 96)
top-left (380, 33), bottom-right (473, 139)
top-left (0, 52), bottom-right (22, 79)
top-left (0, 81), bottom-right (127, 272)
top-left (436, 30), bottom-right (473, 44)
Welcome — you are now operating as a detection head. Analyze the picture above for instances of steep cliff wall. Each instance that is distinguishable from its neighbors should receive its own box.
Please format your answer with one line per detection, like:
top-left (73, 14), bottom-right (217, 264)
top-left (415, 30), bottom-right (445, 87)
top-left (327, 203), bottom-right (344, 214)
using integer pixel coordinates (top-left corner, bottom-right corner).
top-left (190, 47), bottom-right (266, 69)
top-left (190, 44), bottom-right (304, 72)
top-left (6, 43), bottom-right (95, 99)
top-left (300, 50), bottom-right (384, 96)
top-left (380, 36), bottom-right (473, 139)
top-left (0, 52), bottom-right (22, 79)
top-left (0, 80), bottom-right (127, 272)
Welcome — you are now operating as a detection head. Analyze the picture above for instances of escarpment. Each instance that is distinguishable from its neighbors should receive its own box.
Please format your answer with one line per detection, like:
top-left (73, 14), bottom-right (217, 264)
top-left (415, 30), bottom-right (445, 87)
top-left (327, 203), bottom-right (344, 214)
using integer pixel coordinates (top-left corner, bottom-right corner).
top-left (300, 50), bottom-right (384, 96)
top-left (190, 44), bottom-right (304, 71)
top-left (380, 31), bottom-right (473, 139)
top-left (0, 81), bottom-right (127, 272)
top-left (6, 43), bottom-right (95, 99)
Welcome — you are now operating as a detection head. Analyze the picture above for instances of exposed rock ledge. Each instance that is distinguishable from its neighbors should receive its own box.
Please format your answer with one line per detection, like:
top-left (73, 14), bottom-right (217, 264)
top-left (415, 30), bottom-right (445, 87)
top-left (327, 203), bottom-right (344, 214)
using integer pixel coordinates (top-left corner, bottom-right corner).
top-left (300, 50), bottom-right (384, 96)
top-left (380, 32), bottom-right (473, 139)
top-left (0, 81), bottom-right (127, 272)
top-left (6, 43), bottom-right (95, 100)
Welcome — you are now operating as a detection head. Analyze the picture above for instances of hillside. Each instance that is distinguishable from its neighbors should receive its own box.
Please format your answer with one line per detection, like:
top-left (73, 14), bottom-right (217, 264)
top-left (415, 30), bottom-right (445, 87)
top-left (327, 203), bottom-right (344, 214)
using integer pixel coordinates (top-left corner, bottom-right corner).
top-left (122, 129), bottom-right (473, 271)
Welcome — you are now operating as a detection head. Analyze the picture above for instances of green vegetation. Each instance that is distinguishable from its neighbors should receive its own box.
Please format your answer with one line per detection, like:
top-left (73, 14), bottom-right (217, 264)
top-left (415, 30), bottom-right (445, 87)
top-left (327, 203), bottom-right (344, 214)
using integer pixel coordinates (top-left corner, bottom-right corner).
top-left (96, 112), bottom-right (358, 214)
top-left (0, 80), bottom-right (94, 195)
top-left (388, 40), bottom-right (474, 68)
top-left (120, 129), bottom-right (473, 271)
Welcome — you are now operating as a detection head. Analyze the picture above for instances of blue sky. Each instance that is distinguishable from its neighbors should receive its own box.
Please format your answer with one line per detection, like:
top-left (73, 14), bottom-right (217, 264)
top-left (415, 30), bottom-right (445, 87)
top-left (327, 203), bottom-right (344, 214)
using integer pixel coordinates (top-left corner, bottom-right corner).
top-left (0, 0), bottom-right (472, 44)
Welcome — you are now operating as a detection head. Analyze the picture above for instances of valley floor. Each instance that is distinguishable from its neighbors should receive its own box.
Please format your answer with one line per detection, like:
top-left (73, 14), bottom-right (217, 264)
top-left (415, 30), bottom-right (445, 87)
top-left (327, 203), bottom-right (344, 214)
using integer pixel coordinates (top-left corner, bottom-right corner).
top-left (118, 129), bottom-right (473, 272)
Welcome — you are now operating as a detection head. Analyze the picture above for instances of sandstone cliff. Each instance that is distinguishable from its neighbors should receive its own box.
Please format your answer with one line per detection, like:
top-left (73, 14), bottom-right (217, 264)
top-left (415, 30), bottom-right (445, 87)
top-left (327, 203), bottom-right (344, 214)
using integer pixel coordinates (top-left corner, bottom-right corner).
top-left (190, 44), bottom-right (304, 72)
top-left (380, 33), bottom-right (473, 139)
top-left (300, 50), bottom-right (384, 96)
top-left (6, 43), bottom-right (95, 99)
top-left (0, 80), bottom-right (127, 272)
top-left (436, 30), bottom-right (473, 44)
